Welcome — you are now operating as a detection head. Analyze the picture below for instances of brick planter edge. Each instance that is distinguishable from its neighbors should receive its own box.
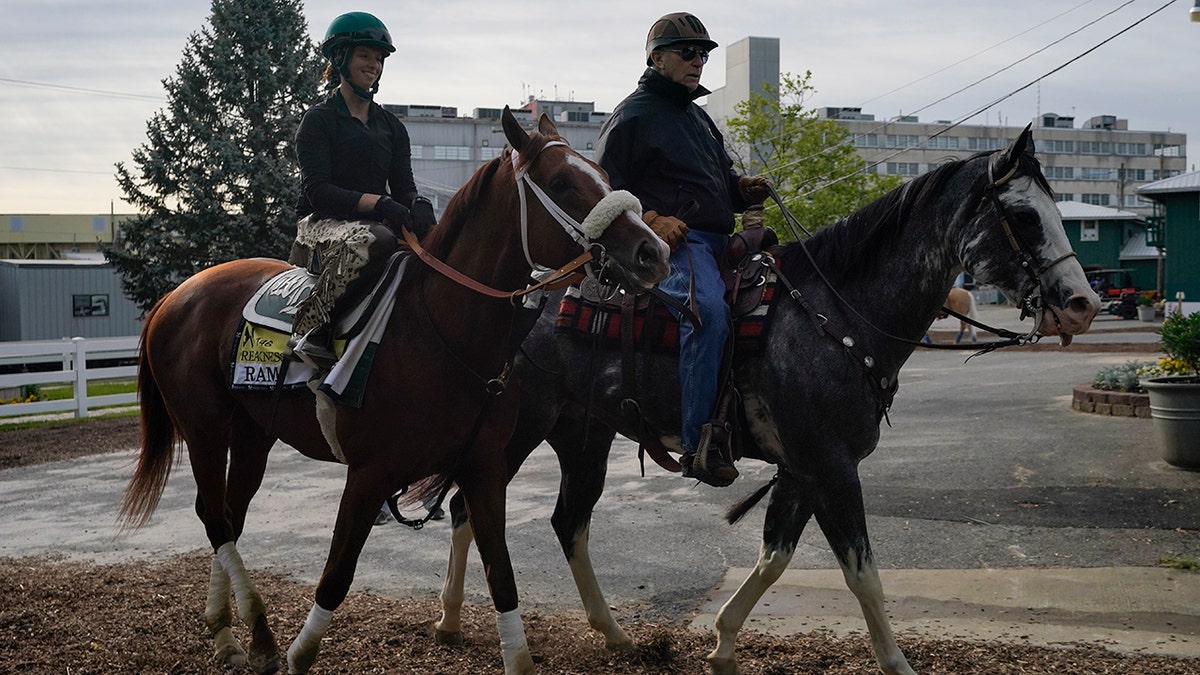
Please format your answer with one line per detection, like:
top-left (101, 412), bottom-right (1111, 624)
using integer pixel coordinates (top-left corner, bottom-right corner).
top-left (1071, 383), bottom-right (1152, 418)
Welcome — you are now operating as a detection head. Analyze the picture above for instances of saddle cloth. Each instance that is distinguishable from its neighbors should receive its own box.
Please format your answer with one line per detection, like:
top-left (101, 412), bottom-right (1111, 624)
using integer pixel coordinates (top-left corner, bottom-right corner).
top-left (554, 270), bottom-right (780, 355)
top-left (229, 254), bottom-right (411, 408)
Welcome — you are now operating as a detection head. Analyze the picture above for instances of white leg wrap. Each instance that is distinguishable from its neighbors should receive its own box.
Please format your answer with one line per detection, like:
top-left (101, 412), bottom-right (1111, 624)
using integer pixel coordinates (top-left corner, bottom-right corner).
top-left (287, 602), bottom-right (333, 674)
top-left (215, 542), bottom-right (262, 625)
top-left (496, 608), bottom-right (529, 673)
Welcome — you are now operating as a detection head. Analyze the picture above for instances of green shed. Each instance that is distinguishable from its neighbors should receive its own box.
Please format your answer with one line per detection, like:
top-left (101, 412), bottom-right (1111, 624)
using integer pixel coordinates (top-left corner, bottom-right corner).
top-left (1138, 170), bottom-right (1200, 312)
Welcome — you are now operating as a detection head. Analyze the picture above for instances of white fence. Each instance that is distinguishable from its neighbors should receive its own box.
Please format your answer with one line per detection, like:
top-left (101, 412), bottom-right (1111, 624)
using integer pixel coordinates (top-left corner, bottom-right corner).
top-left (0, 336), bottom-right (139, 419)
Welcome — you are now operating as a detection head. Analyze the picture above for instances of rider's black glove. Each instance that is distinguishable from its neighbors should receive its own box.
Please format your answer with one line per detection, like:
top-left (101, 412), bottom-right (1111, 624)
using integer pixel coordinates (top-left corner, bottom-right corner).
top-left (409, 196), bottom-right (436, 240)
top-left (373, 195), bottom-right (411, 235)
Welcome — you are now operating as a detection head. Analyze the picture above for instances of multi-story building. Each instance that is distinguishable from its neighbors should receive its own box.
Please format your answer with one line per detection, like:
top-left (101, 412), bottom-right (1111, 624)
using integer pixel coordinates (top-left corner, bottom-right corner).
top-left (819, 108), bottom-right (1187, 217)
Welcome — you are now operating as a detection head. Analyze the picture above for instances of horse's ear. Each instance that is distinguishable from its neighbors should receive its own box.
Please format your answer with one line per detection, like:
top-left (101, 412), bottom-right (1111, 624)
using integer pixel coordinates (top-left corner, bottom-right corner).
top-left (502, 106), bottom-right (529, 153)
top-left (538, 113), bottom-right (560, 140)
top-left (990, 123), bottom-right (1034, 180)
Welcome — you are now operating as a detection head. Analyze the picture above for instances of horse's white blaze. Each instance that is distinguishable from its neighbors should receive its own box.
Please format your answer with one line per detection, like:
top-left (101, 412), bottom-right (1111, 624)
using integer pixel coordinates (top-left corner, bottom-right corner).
top-left (565, 154), bottom-right (609, 192)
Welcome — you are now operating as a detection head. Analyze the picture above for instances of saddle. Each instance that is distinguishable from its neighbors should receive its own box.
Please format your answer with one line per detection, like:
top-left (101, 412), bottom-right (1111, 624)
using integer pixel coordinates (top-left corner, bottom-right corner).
top-left (561, 217), bottom-right (780, 475)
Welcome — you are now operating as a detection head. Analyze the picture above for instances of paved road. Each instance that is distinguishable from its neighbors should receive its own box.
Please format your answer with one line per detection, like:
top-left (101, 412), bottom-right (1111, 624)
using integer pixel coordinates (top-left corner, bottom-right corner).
top-left (2, 305), bottom-right (1197, 659)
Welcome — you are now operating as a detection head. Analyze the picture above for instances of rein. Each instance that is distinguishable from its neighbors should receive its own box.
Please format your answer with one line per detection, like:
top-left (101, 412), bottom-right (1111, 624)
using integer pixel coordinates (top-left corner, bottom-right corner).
top-left (765, 166), bottom-right (1057, 361)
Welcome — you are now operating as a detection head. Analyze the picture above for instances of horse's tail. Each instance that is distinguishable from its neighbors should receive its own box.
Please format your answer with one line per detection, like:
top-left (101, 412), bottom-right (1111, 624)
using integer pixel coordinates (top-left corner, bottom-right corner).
top-left (119, 300), bottom-right (179, 530)
top-left (725, 473), bottom-right (780, 524)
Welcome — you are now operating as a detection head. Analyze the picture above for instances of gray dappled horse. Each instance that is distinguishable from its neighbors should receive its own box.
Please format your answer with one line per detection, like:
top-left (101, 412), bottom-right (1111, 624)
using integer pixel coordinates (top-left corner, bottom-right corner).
top-left (436, 125), bottom-right (1100, 674)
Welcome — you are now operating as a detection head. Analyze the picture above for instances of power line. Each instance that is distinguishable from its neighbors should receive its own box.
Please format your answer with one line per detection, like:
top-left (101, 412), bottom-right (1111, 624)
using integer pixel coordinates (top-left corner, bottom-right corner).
top-left (0, 77), bottom-right (163, 102)
top-left (857, 0), bottom-right (1100, 108)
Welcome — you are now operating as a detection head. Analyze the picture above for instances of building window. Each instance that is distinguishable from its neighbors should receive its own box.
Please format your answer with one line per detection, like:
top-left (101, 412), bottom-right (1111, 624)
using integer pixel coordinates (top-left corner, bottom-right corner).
top-left (1055, 193), bottom-right (1075, 202)
top-left (1079, 141), bottom-right (1112, 155)
top-left (479, 146), bottom-right (504, 160)
top-left (1122, 194), bottom-right (1152, 208)
top-left (1080, 220), bottom-right (1099, 242)
top-left (967, 137), bottom-right (1004, 151)
top-left (853, 133), bottom-right (878, 148)
top-left (1115, 143), bottom-right (1147, 156)
top-left (1080, 167), bottom-right (1113, 181)
top-left (1045, 166), bottom-right (1074, 180)
top-left (924, 135), bottom-right (960, 150)
top-left (434, 145), bottom-right (472, 161)
top-left (1042, 139), bottom-right (1074, 153)
top-left (884, 134), bottom-right (919, 148)
top-left (886, 162), bottom-right (921, 176)
top-left (1081, 193), bottom-right (1111, 206)
top-left (73, 294), bottom-right (109, 317)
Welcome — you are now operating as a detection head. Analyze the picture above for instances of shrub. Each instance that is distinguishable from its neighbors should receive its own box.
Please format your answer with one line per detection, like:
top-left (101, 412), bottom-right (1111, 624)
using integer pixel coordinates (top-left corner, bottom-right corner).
top-left (1092, 361), bottom-right (1155, 393)
top-left (1159, 310), bottom-right (1200, 375)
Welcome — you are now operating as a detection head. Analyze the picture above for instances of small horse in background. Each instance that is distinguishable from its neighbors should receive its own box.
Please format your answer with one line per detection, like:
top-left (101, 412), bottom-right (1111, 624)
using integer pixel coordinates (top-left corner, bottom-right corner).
top-left (119, 108), bottom-right (669, 675)
top-left (433, 125), bottom-right (1099, 675)
top-left (923, 286), bottom-right (979, 343)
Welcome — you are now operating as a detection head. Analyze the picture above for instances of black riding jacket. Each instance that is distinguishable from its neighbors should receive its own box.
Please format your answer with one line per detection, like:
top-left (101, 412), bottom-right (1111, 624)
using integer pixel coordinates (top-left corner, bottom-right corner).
top-left (295, 90), bottom-right (419, 220)
top-left (595, 68), bottom-right (749, 235)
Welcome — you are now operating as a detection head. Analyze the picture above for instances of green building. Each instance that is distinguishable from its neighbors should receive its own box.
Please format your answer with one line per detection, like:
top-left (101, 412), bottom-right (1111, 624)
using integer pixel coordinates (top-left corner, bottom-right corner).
top-left (1138, 170), bottom-right (1200, 312)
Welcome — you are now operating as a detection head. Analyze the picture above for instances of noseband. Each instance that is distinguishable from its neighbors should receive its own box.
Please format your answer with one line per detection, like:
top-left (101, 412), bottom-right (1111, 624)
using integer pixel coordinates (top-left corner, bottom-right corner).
top-left (979, 161), bottom-right (1076, 332)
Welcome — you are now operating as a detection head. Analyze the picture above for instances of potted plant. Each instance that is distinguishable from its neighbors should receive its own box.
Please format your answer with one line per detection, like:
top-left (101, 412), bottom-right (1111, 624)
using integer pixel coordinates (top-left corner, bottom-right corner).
top-left (1140, 310), bottom-right (1200, 469)
top-left (1136, 294), bottom-right (1156, 321)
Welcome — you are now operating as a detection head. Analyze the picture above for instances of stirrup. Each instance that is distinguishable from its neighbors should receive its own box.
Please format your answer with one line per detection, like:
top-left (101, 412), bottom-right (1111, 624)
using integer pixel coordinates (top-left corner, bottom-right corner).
top-left (683, 422), bottom-right (739, 487)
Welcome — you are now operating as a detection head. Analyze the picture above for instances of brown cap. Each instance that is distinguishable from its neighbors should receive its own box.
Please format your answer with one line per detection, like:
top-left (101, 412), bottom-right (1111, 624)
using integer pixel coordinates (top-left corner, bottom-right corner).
top-left (645, 13), bottom-right (718, 66)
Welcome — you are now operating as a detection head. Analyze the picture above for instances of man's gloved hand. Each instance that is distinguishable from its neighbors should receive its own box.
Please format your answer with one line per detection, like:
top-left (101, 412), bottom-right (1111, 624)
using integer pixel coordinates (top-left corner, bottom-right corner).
top-left (642, 210), bottom-right (689, 251)
top-left (738, 175), bottom-right (772, 205)
top-left (409, 196), bottom-right (436, 240)
top-left (373, 195), bottom-right (411, 235)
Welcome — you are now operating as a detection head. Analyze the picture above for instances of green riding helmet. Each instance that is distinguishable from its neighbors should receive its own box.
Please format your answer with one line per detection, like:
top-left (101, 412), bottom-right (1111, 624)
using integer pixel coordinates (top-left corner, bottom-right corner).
top-left (321, 11), bottom-right (395, 59)
top-left (645, 12), bottom-right (718, 66)
top-left (321, 12), bottom-right (394, 99)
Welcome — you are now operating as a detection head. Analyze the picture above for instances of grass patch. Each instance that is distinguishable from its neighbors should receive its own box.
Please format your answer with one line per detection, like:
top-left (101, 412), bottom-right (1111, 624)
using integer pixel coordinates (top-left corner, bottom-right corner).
top-left (1158, 555), bottom-right (1199, 572)
top-left (0, 408), bottom-right (138, 433)
top-left (38, 379), bottom-right (136, 401)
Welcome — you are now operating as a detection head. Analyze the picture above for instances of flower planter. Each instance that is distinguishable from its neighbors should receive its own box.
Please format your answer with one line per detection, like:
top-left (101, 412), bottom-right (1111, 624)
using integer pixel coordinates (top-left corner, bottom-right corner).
top-left (1141, 375), bottom-right (1200, 470)
top-left (1137, 305), bottom-right (1156, 321)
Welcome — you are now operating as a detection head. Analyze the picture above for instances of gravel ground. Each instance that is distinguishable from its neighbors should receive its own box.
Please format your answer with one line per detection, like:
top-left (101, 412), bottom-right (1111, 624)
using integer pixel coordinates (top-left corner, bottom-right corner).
top-left (2, 403), bottom-right (1197, 674)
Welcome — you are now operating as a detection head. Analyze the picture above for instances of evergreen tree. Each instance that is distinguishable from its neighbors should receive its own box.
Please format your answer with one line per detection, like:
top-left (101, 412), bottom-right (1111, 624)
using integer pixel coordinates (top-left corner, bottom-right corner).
top-left (106, 0), bottom-right (323, 312)
top-left (725, 72), bottom-right (903, 241)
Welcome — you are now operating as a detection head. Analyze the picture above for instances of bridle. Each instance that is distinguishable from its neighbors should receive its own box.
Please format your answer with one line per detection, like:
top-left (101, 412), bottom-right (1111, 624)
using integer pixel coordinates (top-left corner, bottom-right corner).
top-left (402, 139), bottom-right (641, 303)
top-left (976, 159), bottom-right (1077, 335)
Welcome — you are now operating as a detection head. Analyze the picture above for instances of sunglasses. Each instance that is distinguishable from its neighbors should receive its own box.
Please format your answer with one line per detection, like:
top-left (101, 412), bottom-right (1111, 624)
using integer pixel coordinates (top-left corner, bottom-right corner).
top-left (663, 47), bottom-right (710, 64)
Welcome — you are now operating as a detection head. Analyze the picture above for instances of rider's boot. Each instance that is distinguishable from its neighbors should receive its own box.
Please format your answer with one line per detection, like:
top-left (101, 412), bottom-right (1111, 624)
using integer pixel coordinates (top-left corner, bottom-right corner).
top-left (681, 420), bottom-right (738, 487)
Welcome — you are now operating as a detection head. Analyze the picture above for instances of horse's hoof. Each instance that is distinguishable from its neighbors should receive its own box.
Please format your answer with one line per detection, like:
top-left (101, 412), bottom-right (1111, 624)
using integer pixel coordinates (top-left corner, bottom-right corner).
top-left (707, 654), bottom-right (739, 675)
top-left (435, 628), bottom-right (464, 646)
top-left (604, 637), bottom-right (635, 652)
top-left (213, 643), bottom-right (248, 668)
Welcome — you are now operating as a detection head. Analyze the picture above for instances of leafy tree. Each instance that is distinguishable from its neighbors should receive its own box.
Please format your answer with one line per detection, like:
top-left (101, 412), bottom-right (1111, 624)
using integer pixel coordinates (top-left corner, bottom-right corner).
top-left (106, 0), bottom-right (324, 312)
top-left (725, 71), bottom-right (902, 241)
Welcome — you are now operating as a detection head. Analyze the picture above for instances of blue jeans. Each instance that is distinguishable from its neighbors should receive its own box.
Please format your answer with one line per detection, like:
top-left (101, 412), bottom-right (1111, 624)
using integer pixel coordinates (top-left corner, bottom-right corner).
top-left (658, 230), bottom-right (730, 453)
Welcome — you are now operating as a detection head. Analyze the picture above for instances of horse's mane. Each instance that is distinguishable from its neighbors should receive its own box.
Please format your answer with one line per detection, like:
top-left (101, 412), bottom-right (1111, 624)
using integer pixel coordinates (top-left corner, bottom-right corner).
top-left (775, 147), bottom-right (1048, 285)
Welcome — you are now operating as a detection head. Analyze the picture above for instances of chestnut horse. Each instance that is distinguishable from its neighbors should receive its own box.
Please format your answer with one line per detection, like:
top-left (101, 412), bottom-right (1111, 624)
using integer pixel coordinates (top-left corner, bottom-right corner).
top-left (923, 286), bottom-right (979, 343)
top-left (434, 126), bottom-right (1100, 674)
top-left (119, 109), bottom-right (669, 675)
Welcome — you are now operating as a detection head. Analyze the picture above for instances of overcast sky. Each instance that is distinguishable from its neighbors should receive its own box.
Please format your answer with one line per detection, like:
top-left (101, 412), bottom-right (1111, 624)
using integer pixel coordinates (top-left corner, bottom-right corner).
top-left (2, 0), bottom-right (1197, 214)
